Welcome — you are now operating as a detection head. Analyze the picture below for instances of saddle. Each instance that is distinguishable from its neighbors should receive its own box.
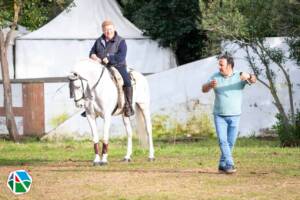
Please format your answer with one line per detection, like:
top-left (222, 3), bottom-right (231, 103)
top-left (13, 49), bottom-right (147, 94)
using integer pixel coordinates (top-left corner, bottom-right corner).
top-left (108, 67), bottom-right (136, 116)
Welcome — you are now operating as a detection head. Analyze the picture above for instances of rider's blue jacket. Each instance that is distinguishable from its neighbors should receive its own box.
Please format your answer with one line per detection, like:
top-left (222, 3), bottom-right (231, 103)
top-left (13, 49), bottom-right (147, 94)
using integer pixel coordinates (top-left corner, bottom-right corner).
top-left (89, 32), bottom-right (127, 68)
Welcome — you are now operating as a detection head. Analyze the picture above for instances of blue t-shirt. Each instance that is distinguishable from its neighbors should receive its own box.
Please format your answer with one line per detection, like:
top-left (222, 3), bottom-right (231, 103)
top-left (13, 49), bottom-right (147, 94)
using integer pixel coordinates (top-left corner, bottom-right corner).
top-left (208, 72), bottom-right (247, 116)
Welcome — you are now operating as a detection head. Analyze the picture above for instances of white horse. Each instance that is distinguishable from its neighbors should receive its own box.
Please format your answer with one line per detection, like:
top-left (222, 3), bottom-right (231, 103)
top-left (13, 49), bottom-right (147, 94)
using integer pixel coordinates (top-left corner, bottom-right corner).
top-left (68, 59), bottom-right (154, 165)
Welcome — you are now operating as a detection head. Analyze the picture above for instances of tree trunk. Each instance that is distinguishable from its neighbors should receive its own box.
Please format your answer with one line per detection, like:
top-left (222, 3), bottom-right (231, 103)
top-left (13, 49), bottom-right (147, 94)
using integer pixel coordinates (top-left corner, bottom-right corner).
top-left (257, 42), bottom-right (295, 125)
top-left (0, 30), bottom-right (20, 142)
top-left (251, 44), bottom-right (290, 129)
top-left (245, 46), bottom-right (270, 89)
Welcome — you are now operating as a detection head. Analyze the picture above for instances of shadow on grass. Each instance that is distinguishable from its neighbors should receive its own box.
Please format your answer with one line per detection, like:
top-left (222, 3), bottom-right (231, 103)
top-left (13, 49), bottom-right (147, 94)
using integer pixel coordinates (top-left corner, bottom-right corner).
top-left (0, 158), bottom-right (52, 166)
top-left (0, 158), bottom-right (90, 166)
top-left (48, 166), bottom-right (221, 175)
top-left (154, 137), bottom-right (280, 148)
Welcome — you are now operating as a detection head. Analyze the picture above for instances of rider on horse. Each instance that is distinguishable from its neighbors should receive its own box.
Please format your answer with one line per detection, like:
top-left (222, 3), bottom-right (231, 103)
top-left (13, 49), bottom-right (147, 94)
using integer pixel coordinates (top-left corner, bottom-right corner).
top-left (89, 20), bottom-right (134, 117)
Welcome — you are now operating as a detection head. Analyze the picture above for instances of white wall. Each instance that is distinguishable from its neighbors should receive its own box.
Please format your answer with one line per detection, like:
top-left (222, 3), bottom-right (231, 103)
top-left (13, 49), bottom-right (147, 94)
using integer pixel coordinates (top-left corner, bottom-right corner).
top-left (0, 83), bottom-right (24, 135)
top-left (2, 38), bottom-right (299, 139)
top-left (45, 38), bottom-right (300, 139)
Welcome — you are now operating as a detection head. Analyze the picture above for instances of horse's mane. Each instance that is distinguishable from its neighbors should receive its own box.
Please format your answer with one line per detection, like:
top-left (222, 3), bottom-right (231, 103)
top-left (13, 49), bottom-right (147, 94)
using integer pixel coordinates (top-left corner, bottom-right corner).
top-left (71, 59), bottom-right (105, 88)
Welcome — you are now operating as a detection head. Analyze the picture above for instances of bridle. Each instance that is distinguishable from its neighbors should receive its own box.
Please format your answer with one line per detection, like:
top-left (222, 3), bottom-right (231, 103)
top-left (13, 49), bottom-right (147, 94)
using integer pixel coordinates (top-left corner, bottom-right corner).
top-left (69, 66), bottom-right (106, 103)
top-left (75, 79), bottom-right (87, 103)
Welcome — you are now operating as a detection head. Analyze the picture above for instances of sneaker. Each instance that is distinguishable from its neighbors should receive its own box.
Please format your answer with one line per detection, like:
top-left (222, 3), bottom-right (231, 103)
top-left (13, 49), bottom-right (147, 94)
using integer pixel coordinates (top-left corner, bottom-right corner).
top-left (224, 165), bottom-right (237, 174)
top-left (218, 166), bottom-right (226, 173)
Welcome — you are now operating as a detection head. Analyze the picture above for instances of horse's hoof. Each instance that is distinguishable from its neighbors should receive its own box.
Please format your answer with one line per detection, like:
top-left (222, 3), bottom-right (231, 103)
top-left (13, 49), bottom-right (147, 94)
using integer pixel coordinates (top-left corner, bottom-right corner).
top-left (93, 162), bottom-right (101, 166)
top-left (100, 161), bottom-right (108, 166)
top-left (122, 158), bottom-right (132, 163)
top-left (148, 158), bottom-right (155, 162)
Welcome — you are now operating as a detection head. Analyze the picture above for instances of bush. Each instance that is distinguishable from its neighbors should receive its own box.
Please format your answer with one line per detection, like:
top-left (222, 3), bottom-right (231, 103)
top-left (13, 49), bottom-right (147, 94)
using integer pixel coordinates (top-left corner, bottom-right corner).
top-left (273, 111), bottom-right (300, 147)
top-left (186, 113), bottom-right (215, 138)
top-left (152, 113), bottom-right (215, 141)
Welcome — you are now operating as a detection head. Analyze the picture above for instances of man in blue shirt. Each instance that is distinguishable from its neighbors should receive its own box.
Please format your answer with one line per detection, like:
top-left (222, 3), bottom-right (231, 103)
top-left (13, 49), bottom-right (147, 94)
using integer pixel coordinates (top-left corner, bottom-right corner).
top-left (202, 54), bottom-right (256, 174)
top-left (90, 20), bottom-right (134, 117)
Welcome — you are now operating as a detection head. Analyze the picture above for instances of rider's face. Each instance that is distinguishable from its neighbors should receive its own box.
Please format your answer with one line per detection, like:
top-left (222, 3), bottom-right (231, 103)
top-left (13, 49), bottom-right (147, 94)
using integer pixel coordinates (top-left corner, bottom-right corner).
top-left (102, 24), bottom-right (115, 40)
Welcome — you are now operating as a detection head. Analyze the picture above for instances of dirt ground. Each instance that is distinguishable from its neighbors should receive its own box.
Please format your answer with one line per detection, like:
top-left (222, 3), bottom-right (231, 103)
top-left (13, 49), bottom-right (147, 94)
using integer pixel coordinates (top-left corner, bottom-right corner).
top-left (1, 160), bottom-right (299, 200)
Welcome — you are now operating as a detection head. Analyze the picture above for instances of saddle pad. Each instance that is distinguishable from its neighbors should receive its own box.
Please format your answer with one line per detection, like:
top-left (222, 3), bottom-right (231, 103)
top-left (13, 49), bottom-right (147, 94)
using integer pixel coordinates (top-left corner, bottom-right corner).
top-left (109, 67), bottom-right (136, 116)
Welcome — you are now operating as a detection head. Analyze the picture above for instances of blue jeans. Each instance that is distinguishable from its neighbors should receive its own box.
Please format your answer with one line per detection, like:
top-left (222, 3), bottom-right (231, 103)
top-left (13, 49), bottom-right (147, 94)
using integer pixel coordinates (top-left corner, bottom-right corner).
top-left (214, 115), bottom-right (240, 168)
top-left (115, 66), bottom-right (131, 87)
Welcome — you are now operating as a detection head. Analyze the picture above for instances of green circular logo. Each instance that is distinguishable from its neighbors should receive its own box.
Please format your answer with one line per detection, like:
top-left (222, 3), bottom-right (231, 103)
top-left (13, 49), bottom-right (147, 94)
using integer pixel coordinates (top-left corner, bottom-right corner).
top-left (7, 170), bottom-right (32, 195)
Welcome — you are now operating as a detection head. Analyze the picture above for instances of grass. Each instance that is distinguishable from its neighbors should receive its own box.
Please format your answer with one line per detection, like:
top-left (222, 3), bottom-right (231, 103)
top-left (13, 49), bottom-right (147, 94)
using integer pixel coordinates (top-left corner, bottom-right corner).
top-left (0, 137), bottom-right (299, 200)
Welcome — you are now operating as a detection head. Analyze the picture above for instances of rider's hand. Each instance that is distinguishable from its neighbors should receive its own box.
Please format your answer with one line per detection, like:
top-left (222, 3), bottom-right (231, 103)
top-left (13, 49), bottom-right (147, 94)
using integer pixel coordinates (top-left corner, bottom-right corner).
top-left (102, 57), bottom-right (109, 64)
top-left (90, 54), bottom-right (101, 63)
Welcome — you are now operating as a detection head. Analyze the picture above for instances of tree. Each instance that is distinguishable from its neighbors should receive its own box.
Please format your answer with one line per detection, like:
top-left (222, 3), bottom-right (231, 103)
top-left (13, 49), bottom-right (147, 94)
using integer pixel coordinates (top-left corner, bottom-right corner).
top-left (119, 0), bottom-right (209, 65)
top-left (0, 0), bottom-right (71, 141)
top-left (0, 0), bottom-right (21, 142)
top-left (200, 0), bottom-right (300, 145)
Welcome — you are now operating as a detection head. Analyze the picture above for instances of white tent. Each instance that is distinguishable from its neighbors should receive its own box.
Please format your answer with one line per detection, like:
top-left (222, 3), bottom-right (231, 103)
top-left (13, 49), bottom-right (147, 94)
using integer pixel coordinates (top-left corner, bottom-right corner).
top-left (15, 0), bottom-right (177, 78)
top-left (0, 25), bottom-right (29, 79)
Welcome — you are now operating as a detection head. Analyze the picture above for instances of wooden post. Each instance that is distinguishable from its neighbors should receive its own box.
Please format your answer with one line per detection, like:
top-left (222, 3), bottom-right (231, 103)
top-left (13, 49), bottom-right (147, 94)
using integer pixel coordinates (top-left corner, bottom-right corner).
top-left (23, 83), bottom-right (45, 136)
top-left (0, 82), bottom-right (45, 137)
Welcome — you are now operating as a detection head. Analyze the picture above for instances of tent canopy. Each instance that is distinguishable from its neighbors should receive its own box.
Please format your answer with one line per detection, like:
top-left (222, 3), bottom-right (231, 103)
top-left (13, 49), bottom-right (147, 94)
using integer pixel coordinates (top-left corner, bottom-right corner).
top-left (15, 0), bottom-right (177, 78)
top-left (21, 0), bottom-right (144, 39)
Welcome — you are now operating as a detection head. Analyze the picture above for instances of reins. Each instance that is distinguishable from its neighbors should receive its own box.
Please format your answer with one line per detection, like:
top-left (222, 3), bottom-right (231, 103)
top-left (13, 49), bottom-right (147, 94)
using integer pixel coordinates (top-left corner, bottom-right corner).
top-left (92, 66), bottom-right (106, 90)
top-left (70, 65), bottom-right (106, 102)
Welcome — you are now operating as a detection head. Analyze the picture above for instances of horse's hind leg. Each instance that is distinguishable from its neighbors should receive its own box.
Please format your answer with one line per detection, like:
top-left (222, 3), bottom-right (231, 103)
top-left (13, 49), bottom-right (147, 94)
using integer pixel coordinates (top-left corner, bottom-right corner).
top-left (122, 116), bottom-right (133, 161)
top-left (137, 103), bottom-right (155, 160)
top-left (86, 114), bottom-right (101, 165)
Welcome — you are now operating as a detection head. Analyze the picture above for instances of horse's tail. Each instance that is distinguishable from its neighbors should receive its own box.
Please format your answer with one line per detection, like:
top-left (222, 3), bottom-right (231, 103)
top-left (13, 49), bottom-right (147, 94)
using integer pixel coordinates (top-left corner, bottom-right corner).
top-left (135, 104), bottom-right (149, 148)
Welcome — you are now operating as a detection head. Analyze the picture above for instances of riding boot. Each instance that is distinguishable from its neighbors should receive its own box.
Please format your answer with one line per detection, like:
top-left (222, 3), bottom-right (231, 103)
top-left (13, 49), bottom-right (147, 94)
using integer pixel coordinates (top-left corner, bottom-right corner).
top-left (123, 86), bottom-right (134, 117)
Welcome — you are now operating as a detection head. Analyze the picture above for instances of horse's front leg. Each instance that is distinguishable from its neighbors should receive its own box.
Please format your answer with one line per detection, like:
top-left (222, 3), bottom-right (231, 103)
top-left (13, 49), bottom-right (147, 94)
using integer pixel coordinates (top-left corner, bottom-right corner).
top-left (101, 114), bottom-right (111, 165)
top-left (123, 116), bottom-right (133, 162)
top-left (86, 114), bottom-right (101, 165)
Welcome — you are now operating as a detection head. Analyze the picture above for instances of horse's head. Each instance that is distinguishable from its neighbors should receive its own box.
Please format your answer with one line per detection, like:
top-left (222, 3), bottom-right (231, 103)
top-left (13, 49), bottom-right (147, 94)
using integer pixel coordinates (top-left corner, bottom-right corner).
top-left (68, 72), bottom-right (89, 108)
top-left (69, 59), bottom-right (106, 108)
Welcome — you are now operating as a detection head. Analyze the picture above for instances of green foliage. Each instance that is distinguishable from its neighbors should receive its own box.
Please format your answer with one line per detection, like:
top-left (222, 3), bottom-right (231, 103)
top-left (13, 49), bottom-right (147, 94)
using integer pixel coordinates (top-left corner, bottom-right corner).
top-left (0, 0), bottom-right (72, 30)
top-left (201, 0), bottom-right (300, 146)
top-left (201, 0), bottom-right (300, 42)
top-left (273, 111), bottom-right (300, 147)
top-left (152, 113), bottom-right (215, 140)
top-left (200, 0), bottom-right (300, 61)
top-left (50, 112), bottom-right (69, 127)
top-left (120, 0), bottom-right (210, 64)
top-left (287, 38), bottom-right (300, 65)
top-left (20, 1), bottom-right (51, 30)
top-left (185, 113), bottom-right (215, 137)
